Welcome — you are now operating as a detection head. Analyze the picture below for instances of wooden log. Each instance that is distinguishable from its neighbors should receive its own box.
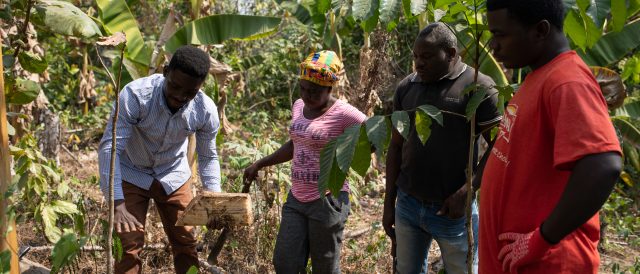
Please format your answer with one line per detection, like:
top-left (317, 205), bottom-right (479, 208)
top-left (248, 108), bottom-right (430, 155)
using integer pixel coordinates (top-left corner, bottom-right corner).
top-left (176, 192), bottom-right (253, 226)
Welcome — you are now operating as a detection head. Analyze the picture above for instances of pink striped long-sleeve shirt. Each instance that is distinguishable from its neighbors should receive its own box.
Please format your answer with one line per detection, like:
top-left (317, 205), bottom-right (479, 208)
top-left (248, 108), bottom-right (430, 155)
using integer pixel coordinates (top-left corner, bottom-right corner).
top-left (289, 99), bottom-right (367, 202)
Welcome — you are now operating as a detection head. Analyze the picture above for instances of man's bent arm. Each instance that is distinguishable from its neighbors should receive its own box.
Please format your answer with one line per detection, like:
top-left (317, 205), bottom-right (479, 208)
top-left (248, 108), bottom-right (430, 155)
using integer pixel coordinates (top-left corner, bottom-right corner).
top-left (197, 111), bottom-right (222, 192)
top-left (540, 152), bottom-right (622, 243)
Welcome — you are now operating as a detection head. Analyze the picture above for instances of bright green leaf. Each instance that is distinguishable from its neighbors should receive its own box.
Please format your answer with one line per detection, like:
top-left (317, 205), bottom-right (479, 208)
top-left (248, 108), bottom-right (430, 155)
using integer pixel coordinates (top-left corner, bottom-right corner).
top-left (165, 15), bottom-right (282, 53)
top-left (466, 89), bottom-right (488, 120)
top-left (351, 125), bottom-right (372, 177)
top-left (415, 110), bottom-right (432, 145)
top-left (42, 165), bottom-right (61, 183)
top-left (391, 111), bottom-right (410, 139)
top-left (353, 0), bottom-right (378, 20)
top-left (113, 232), bottom-right (123, 262)
top-left (360, 11), bottom-right (380, 33)
top-left (631, 0), bottom-right (640, 17)
top-left (582, 8), bottom-right (603, 48)
top-left (32, 0), bottom-right (102, 39)
top-left (379, 0), bottom-right (401, 24)
top-left (336, 125), bottom-right (361, 173)
top-left (7, 78), bottom-right (40, 105)
top-left (41, 206), bottom-right (62, 242)
top-left (579, 20), bottom-right (640, 66)
top-left (57, 181), bottom-right (70, 197)
top-left (51, 200), bottom-right (79, 215)
top-left (51, 233), bottom-right (81, 273)
top-left (316, 0), bottom-right (331, 14)
top-left (434, 0), bottom-right (458, 9)
top-left (417, 104), bottom-right (443, 126)
top-left (402, 0), bottom-right (427, 17)
top-left (97, 0), bottom-right (151, 66)
top-left (18, 51), bottom-right (47, 73)
top-left (565, 9), bottom-right (588, 50)
top-left (611, 0), bottom-right (626, 32)
top-left (186, 265), bottom-right (199, 274)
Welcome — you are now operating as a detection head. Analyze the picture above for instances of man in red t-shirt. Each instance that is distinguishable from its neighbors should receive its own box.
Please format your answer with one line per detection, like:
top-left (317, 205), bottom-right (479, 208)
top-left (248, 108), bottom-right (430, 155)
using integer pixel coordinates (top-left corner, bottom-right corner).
top-left (479, 0), bottom-right (623, 273)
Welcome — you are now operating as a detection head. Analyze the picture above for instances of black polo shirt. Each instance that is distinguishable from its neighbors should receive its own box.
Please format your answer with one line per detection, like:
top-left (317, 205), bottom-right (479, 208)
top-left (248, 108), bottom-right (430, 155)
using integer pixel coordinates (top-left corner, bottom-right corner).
top-left (393, 60), bottom-right (502, 202)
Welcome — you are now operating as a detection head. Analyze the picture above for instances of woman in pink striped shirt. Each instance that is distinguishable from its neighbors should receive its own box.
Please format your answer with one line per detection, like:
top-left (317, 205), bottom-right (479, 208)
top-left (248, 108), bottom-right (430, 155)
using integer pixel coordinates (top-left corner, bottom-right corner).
top-left (244, 50), bottom-right (366, 273)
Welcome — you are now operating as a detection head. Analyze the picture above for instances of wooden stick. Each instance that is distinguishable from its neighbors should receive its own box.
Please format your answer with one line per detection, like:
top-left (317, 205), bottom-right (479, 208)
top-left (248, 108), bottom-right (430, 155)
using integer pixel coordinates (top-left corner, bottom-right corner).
top-left (0, 31), bottom-right (21, 274)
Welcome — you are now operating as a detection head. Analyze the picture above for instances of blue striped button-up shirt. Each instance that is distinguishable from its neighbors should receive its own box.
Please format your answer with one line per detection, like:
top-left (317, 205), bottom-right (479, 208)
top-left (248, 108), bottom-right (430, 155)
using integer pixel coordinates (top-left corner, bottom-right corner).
top-left (98, 74), bottom-right (221, 200)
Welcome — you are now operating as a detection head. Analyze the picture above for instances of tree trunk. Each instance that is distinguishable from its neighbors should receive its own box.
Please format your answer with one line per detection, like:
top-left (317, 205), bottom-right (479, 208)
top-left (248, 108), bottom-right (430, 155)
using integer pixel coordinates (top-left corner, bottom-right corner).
top-left (32, 93), bottom-right (61, 164)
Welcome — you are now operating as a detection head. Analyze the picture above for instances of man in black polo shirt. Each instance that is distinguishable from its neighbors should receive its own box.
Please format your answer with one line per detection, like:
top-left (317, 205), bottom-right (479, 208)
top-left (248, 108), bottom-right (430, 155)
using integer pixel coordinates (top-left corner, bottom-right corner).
top-left (383, 22), bottom-right (502, 274)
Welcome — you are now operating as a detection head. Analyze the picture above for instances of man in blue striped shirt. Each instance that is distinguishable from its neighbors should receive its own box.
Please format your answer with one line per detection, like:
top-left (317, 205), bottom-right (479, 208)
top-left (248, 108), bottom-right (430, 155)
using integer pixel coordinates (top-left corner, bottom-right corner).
top-left (98, 46), bottom-right (221, 274)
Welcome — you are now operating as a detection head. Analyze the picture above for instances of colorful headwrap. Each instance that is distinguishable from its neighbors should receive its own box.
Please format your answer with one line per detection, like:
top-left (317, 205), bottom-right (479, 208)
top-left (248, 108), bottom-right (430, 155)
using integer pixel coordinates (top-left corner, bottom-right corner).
top-left (299, 50), bottom-right (344, 87)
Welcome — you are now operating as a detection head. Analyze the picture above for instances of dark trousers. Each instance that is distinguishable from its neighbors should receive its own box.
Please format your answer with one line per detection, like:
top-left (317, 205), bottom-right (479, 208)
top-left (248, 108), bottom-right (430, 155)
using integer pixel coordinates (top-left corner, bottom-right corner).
top-left (115, 180), bottom-right (198, 274)
top-left (273, 191), bottom-right (350, 274)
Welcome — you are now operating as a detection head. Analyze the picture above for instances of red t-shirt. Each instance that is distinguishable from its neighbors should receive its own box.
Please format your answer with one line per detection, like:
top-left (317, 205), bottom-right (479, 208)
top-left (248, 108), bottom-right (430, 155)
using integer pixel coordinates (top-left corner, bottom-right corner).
top-left (479, 51), bottom-right (621, 274)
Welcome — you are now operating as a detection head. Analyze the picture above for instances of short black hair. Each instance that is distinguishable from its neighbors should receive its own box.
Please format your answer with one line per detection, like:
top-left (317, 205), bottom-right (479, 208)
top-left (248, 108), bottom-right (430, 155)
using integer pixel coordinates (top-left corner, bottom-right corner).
top-left (416, 22), bottom-right (458, 50)
top-left (167, 45), bottom-right (210, 80)
top-left (487, 0), bottom-right (565, 30)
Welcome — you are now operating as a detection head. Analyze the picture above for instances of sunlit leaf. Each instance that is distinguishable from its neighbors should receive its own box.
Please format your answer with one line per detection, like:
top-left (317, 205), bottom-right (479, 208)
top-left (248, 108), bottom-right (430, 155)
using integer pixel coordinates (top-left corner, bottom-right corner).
top-left (380, 0), bottom-right (401, 25)
top-left (417, 104), bottom-right (443, 126)
top-left (51, 200), bottom-right (79, 215)
top-left (18, 51), bottom-right (47, 73)
top-left (415, 110), bottom-right (432, 145)
top-left (7, 78), bottom-right (40, 105)
top-left (165, 15), bottom-right (282, 53)
top-left (316, 0), bottom-right (331, 14)
top-left (97, 0), bottom-right (151, 66)
top-left (41, 164), bottom-right (61, 183)
top-left (611, 0), bottom-right (626, 32)
top-left (579, 20), bottom-right (640, 66)
top-left (41, 205), bottom-right (62, 242)
top-left (32, 0), bottom-right (102, 39)
top-left (391, 111), bottom-right (410, 139)
top-left (402, 0), bottom-right (427, 18)
top-left (186, 266), bottom-right (199, 274)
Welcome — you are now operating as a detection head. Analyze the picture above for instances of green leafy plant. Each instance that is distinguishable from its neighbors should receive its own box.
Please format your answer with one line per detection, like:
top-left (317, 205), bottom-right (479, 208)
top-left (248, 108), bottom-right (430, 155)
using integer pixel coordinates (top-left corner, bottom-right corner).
top-left (9, 134), bottom-right (86, 242)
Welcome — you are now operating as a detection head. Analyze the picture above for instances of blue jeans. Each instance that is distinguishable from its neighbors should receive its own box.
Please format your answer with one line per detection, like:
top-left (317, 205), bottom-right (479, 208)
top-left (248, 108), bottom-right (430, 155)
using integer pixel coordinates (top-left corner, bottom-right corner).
top-left (395, 189), bottom-right (479, 274)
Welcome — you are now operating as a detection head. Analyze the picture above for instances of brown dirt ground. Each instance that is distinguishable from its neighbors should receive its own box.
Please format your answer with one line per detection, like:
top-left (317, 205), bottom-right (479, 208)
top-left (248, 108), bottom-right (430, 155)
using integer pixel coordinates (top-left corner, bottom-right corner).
top-left (15, 148), bottom-right (640, 273)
